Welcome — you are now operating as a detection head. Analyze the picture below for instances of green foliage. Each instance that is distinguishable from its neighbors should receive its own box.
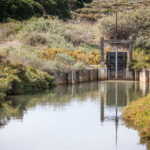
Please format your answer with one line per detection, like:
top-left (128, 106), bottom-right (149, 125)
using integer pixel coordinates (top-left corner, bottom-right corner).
top-left (50, 53), bottom-right (76, 73)
top-left (122, 93), bottom-right (150, 139)
top-left (73, 61), bottom-right (86, 70)
top-left (0, 0), bottom-right (95, 21)
top-left (0, 22), bottom-right (23, 41)
top-left (19, 17), bottom-right (74, 49)
top-left (0, 0), bottom-right (71, 21)
top-left (18, 17), bottom-right (99, 51)
top-left (99, 8), bottom-right (150, 49)
top-left (0, 0), bottom-right (44, 21)
top-left (26, 33), bottom-right (48, 46)
top-left (68, 0), bottom-right (84, 9)
top-left (130, 49), bottom-right (150, 71)
top-left (34, 0), bottom-right (70, 18)
top-left (1, 17), bottom-right (100, 75)
top-left (0, 54), bottom-right (56, 101)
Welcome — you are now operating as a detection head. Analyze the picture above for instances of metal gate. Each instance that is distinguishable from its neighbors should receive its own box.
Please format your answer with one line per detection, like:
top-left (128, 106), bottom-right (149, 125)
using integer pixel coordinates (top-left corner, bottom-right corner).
top-left (106, 52), bottom-right (127, 80)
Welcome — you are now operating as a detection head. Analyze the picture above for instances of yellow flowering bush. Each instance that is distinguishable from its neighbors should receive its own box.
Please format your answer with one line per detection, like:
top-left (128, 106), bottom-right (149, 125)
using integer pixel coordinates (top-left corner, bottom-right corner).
top-left (40, 48), bottom-right (100, 65)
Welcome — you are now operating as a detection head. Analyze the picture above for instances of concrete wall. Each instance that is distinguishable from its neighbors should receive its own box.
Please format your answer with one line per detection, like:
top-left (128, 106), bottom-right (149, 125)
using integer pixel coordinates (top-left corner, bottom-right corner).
top-left (125, 68), bottom-right (135, 80)
top-left (53, 67), bottom-right (139, 85)
top-left (139, 69), bottom-right (149, 85)
top-left (98, 67), bottom-right (107, 80)
top-left (53, 72), bottom-right (68, 85)
top-left (53, 69), bottom-right (97, 85)
top-left (53, 68), bottom-right (150, 85)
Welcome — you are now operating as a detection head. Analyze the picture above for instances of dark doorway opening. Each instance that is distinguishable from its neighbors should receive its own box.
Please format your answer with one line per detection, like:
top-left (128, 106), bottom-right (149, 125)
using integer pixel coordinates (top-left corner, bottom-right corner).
top-left (106, 52), bottom-right (127, 80)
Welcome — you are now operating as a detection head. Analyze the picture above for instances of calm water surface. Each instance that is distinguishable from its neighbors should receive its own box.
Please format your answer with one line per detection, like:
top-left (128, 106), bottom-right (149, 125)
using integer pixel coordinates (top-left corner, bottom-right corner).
top-left (0, 81), bottom-right (150, 150)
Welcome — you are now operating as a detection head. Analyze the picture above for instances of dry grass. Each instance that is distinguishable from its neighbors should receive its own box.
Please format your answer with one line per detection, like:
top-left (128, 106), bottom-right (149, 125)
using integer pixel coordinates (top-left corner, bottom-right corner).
top-left (0, 22), bottom-right (23, 41)
top-left (0, 17), bottom-right (101, 73)
top-left (72, 0), bottom-right (150, 21)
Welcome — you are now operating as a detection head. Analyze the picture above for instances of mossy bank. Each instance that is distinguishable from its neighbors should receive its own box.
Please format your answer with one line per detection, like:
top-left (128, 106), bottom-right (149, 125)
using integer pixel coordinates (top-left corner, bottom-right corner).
top-left (122, 94), bottom-right (150, 139)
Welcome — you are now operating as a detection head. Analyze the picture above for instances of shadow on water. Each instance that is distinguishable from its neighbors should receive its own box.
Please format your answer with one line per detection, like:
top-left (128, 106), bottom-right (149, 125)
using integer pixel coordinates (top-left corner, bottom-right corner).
top-left (0, 81), bottom-right (150, 149)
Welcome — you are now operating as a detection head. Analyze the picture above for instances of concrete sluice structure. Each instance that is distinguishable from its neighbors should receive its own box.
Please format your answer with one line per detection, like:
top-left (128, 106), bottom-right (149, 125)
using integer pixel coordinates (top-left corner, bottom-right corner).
top-left (53, 37), bottom-right (150, 86)
top-left (52, 67), bottom-right (150, 87)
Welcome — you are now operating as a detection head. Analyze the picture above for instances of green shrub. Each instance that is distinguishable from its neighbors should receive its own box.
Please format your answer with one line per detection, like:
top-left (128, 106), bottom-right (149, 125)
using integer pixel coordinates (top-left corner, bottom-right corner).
top-left (130, 49), bottom-right (150, 71)
top-left (26, 32), bottom-right (49, 46)
top-left (99, 8), bottom-right (150, 49)
top-left (68, 0), bottom-right (84, 9)
top-left (34, 0), bottom-right (71, 18)
top-left (0, 0), bottom-right (44, 21)
top-left (50, 53), bottom-right (76, 72)
top-left (0, 0), bottom-right (71, 22)
top-left (19, 18), bottom-right (74, 49)
top-left (135, 31), bottom-right (150, 50)
top-left (18, 17), bottom-right (99, 51)
top-left (122, 93), bottom-right (150, 139)
top-left (73, 61), bottom-right (86, 70)
top-left (0, 22), bottom-right (23, 40)
top-left (64, 26), bottom-right (95, 47)
top-left (0, 54), bottom-right (56, 101)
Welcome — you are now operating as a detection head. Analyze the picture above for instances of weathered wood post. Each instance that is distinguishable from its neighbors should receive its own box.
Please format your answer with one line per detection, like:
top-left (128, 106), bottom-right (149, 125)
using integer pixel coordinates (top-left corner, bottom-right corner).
top-left (101, 37), bottom-right (104, 66)
top-left (129, 37), bottom-right (133, 65)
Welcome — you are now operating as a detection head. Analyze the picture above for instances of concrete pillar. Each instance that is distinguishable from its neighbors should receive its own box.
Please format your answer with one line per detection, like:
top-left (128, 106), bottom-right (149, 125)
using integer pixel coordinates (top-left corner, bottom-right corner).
top-left (101, 37), bottom-right (104, 67)
top-left (98, 67), bottom-right (107, 80)
top-left (67, 71), bottom-right (76, 84)
top-left (139, 69), bottom-right (149, 85)
top-left (125, 68), bottom-right (134, 80)
top-left (89, 69), bottom-right (94, 81)
top-left (54, 72), bottom-right (67, 85)
top-left (78, 70), bottom-right (83, 83)
top-left (129, 37), bottom-right (133, 65)
top-left (139, 69), bottom-right (149, 95)
top-left (134, 70), bottom-right (139, 81)
top-left (89, 69), bottom-right (98, 81)
top-left (71, 70), bottom-right (76, 84)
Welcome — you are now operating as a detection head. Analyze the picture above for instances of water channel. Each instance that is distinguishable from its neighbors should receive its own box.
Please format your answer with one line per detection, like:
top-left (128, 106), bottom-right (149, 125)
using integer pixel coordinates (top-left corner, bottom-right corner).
top-left (0, 81), bottom-right (150, 150)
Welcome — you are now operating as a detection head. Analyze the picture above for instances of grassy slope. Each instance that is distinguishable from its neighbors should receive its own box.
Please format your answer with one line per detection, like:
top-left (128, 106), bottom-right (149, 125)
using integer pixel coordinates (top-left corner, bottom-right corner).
top-left (72, 0), bottom-right (150, 21)
top-left (0, 17), bottom-right (101, 74)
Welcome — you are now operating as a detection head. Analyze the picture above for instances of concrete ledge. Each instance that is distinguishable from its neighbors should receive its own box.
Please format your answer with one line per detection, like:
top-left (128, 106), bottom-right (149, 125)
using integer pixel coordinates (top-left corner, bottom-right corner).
top-left (54, 69), bottom-right (99, 85)
top-left (53, 68), bottom-right (150, 85)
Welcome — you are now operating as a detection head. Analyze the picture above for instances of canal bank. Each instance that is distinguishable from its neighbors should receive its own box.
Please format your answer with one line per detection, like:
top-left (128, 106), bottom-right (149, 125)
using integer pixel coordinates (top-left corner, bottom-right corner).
top-left (122, 93), bottom-right (150, 139)
top-left (53, 67), bottom-right (150, 86)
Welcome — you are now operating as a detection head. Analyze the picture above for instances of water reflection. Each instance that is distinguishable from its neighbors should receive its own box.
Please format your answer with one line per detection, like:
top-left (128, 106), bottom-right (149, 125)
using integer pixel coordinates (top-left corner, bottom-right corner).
top-left (0, 81), bottom-right (149, 150)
